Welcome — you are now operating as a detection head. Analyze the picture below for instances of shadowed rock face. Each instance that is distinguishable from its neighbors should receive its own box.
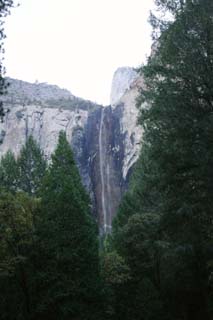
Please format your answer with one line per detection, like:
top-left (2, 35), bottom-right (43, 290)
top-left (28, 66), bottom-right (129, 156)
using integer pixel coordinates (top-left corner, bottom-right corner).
top-left (0, 72), bottom-right (143, 231)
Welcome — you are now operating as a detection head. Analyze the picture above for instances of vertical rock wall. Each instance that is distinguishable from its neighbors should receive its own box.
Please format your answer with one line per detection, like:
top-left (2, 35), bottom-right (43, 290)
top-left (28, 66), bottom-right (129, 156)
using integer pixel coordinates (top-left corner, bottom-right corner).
top-left (0, 71), bottom-right (144, 231)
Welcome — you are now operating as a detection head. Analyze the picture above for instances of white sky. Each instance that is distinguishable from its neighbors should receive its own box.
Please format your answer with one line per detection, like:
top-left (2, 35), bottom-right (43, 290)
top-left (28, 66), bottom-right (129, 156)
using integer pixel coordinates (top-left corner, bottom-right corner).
top-left (4, 0), bottom-right (155, 105)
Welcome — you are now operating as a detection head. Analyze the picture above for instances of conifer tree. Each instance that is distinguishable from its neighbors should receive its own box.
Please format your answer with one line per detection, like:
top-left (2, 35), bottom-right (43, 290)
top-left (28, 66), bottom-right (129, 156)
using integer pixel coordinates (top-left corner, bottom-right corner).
top-left (0, 150), bottom-right (18, 192)
top-left (17, 136), bottom-right (46, 196)
top-left (37, 131), bottom-right (101, 320)
top-left (111, 1), bottom-right (213, 319)
top-left (138, 4), bottom-right (213, 319)
top-left (0, 191), bottom-right (40, 320)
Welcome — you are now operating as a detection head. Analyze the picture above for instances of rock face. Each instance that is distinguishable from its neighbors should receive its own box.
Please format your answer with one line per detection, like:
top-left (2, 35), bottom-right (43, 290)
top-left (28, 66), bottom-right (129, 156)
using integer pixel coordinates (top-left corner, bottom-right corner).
top-left (0, 105), bottom-right (89, 159)
top-left (0, 72), bottom-right (144, 232)
top-left (110, 67), bottom-right (138, 108)
top-left (110, 67), bottom-right (144, 180)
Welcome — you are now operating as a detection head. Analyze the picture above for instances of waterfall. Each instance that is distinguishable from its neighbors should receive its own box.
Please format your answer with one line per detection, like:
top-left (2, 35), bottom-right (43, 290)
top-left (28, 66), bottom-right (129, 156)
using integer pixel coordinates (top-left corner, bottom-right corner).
top-left (106, 163), bottom-right (112, 231)
top-left (99, 108), bottom-right (107, 233)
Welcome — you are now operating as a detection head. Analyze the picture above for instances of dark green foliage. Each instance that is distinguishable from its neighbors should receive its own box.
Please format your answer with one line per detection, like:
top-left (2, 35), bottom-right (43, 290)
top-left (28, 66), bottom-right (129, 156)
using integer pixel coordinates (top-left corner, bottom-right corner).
top-left (0, 132), bottom-right (102, 320)
top-left (110, 209), bottom-right (167, 320)
top-left (108, 1), bottom-right (213, 319)
top-left (0, 136), bottom-right (47, 195)
top-left (37, 131), bottom-right (101, 319)
top-left (3, 1), bottom-right (213, 319)
top-left (0, 150), bottom-right (18, 192)
top-left (0, 0), bottom-right (15, 119)
top-left (17, 136), bottom-right (47, 196)
top-left (101, 251), bottom-right (131, 320)
top-left (0, 191), bottom-right (40, 320)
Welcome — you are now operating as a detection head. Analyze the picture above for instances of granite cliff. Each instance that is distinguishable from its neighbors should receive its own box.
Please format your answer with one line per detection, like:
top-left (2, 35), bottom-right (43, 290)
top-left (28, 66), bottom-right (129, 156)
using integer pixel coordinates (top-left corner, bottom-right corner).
top-left (0, 70), bottom-right (144, 232)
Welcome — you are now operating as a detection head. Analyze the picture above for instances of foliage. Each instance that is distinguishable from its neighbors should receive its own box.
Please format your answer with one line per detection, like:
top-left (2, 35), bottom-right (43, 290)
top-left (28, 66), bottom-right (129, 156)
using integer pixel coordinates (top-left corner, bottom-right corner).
top-left (36, 131), bottom-right (101, 319)
top-left (2, 2), bottom-right (213, 319)
top-left (0, 0), bottom-right (16, 119)
top-left (101, 251), bottom-right (130, 286)
top-left (0, 150), bottom-right (18, 192)
top-left (109, 0), bottom-right (213, 319)
top-left (0, 191), bottom-right (40, 320)
top-left (110, 210), bottom-right (167, 320)
top-left (17, 135), bottom-right (47, 196)
top-left (100, 251), bottom-right (131, 320)
top-left (0, 133), bottom-right (102, 320)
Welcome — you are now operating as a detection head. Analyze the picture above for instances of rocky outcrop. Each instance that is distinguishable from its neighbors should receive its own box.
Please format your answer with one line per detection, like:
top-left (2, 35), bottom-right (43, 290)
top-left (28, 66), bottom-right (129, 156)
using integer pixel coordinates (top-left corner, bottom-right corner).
top-left (110, 68), bottom-right (144, 180)
top-left (110, 67), bottom-right (138, 108)
top-left (0, 105), bottom-right (89, 159)
top-left (0, 72), bottom-right (144, 232)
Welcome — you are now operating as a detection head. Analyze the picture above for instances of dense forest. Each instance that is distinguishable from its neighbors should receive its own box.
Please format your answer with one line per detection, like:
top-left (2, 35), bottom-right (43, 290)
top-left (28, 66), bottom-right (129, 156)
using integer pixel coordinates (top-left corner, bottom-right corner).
top-left (1, 0), bottom-right (213, 319)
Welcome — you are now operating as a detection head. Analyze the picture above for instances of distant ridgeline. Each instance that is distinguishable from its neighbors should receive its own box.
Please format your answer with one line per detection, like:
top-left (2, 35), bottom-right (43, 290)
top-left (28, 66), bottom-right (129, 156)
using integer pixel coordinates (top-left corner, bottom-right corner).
top-left (0, 71), bottom-right (143, 232)
top-left (3, 77), bottom-right (100, 111)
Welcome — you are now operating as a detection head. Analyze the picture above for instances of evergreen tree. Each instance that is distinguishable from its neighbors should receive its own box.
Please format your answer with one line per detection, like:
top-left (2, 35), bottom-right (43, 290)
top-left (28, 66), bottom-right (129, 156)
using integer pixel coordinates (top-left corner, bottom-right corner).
top-left (137, 1), bottom-right (213, 318)
top-left (110, 1), bottom-right (213, 319)
top-left (111, 204), bottom-right (167, 320)
top-left (0, 150), bottom-right (18, 192)
top-left (37, 131), bottom-right (101, 320)
top-left (0, 191), bottom-right (40, 320)
top-left (101, 250), bottom-right (131, 320)
top-left (17, 136), bottom-right (46, 196)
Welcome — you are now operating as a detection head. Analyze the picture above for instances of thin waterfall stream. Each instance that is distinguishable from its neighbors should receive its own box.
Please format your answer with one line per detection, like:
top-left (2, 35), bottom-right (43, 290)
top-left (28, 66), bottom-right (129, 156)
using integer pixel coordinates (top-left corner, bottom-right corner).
top-left (99, 108), bottom-right (107, 232)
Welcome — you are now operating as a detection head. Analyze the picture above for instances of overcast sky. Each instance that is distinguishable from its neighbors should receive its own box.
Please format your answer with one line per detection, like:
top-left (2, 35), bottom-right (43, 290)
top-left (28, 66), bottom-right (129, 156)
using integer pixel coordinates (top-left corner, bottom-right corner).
top-left (4, 0), bottom-right (155, 105)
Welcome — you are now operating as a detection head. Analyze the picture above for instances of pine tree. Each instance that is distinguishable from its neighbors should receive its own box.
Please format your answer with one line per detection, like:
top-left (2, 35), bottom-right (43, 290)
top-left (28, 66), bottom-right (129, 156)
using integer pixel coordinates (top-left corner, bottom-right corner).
top-left (0, 150), bottom-right (18, 192)
top-left (37, 131), bottom-right (101, 320)
top-left (17, 136), bottom-right (46, 196)
top-left (137, 0), bottom-right (213, 318)
top-left (111, 1), bottom-right (213, 319)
